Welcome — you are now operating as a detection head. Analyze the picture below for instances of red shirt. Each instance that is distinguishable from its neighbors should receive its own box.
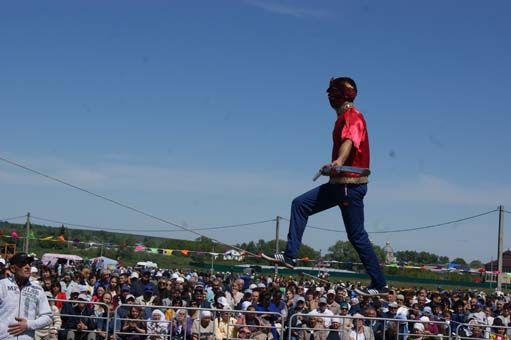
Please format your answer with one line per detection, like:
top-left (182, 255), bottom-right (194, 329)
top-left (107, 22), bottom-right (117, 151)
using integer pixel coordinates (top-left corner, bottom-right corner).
top-left (331, 107), bottom-right (370, 177)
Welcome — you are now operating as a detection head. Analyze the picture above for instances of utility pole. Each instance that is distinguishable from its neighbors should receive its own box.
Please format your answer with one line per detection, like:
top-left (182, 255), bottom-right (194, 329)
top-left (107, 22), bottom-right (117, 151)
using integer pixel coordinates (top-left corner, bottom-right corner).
top-left (274, 216), bottom-right (280, 276)
top-left (497, 205), bottom-right (505, 291)
top-left (24, 212), bottom-right (31, 253)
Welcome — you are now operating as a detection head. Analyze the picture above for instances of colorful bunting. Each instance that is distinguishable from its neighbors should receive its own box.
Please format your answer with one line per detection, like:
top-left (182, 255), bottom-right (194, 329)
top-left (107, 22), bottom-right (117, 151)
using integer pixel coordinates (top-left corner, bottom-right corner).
top-left (134, 245), bottom-right (145, 252)
top-left (28, 231), bottom-right (36, 239)
top-left (58, 235), bottom-right (65, 242)
top-left (40, 236), bottom-right (53, 241)
top-left (163, 249), bottom-right (173, 256)
top-left (149, 248), bottom-right (158, 254)
top-left (11, 231), bottom-right (18, 238)
top-left (180, 249), bottom-right (189, 256)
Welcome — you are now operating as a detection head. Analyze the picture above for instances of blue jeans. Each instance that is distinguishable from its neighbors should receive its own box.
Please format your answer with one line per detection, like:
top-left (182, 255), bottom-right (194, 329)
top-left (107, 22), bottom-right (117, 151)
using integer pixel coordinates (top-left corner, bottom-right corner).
top-left (284, 183), bottom-right (386, 289)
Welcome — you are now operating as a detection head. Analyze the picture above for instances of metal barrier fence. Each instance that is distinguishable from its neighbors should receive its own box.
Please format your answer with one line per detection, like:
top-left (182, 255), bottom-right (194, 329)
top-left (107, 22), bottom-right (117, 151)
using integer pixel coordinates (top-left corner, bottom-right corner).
top-left (455, 322), bottom-right (511, 340)
top-left (113, 304), bottom-right (285, 340)
top-left (48, 299), bottom-right (110, 340)
top-left (287, 313), bottom-right (451, 340)
top-left (44, 300), bottom-right (467, 340)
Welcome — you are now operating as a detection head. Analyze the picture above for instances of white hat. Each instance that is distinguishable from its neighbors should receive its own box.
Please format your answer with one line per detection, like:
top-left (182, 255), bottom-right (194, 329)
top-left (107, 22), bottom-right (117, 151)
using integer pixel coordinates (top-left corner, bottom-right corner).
top-left (176, 277), bottom-right (184, 283)
top-left (200, 310), bottom-right (212, 318)
top-left (414, 322), bottom-right (425, 331)
top-left (171, 273), bottom-right (179, 280)
top-left (419, 316), bottom-right (430, 322)
top-left (0, 258), bottom-right (6, 265)
top-left (217, 296), bottom-right (229, 306)
top-left (327, 289), bottom-right (336, 295)
top-left (130, 272), bottom-right (139, 279)
top-left (30, 266), bottom-right (38, 274)
top-left (241, 301), bottom-right (252, 311)
top-left (257, 283), bottom-right (266, 288)
top-left (249, 283), bottom-right (257, 290)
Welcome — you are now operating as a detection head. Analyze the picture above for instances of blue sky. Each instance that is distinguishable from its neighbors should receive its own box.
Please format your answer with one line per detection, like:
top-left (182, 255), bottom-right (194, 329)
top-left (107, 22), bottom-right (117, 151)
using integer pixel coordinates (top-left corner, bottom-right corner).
top-left (1, 0), bottom-right (510, 262)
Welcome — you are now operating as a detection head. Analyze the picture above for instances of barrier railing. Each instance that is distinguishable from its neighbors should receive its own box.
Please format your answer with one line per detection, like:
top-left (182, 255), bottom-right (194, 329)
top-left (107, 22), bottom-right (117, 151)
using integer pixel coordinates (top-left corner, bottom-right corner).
top-left (455, 322), bottom-right (510, 340)
top-left (287, 313), bottom-right (451, 340)
top-left (45, 299), bottom-right (461, 340)
top-left (113, 304), bottom-right (285, 340)
top-left (48, 299), bottom-right (110, 340)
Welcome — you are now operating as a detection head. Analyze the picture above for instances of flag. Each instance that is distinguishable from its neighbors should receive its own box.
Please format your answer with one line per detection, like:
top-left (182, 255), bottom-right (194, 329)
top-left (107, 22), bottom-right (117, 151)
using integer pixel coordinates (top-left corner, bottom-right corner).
top-left (28, 231), bottom-right (36, 240)
top-left (40, 236), bottom-right (53, 241)
top-left (58, 235), bottom-right (65, 242)
top-left (163, 249), bottom-right (173, 256)
top-left (149, 248), bottom-right (158, 254)
top-left (180, 249), bottom-right (189, 256)
top-left (11, 231), bottom-right (18, 238)
top-left (134, 245), bottom-right (145, 252)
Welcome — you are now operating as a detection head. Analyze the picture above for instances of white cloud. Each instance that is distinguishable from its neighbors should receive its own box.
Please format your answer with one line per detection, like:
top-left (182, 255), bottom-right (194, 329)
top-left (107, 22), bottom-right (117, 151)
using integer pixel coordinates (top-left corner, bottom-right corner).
top-left (243, 0), bottom-right (328, 18)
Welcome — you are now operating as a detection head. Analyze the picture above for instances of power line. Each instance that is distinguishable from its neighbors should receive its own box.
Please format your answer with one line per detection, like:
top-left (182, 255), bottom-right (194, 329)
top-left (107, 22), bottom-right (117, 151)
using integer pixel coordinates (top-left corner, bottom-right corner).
top-left (504, 210), bottom-right (511, 214)
top-left (30, 215), bottom-right (275, 233)
top-left (280, 209), bottom-right (497, 234)
top-left (0, 155), bottom-right (260, 256)
top-left (0, 215), bottom-right (28, 222)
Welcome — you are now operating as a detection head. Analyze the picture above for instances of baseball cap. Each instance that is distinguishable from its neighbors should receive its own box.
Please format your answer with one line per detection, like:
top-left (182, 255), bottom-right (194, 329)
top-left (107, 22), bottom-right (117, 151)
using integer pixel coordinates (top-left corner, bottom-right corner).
top-left (422, 306), bottom-right (432, 315)
top-left (30, 266), bottom-right (38, 274)
top-left (396, 294), bottom-right (405, 300)
top-left (144, 285), bottom-right (154, 293)
top-left (340, 301), bottom-right (349, 309)
top-left (130, 272), bottom-right (139, 279)
top-left (296, 296), bottom-right (305, 303)
top-left (0, 258), bottom-right (6, 265)
top-left (327, 289), bottom-right (336, 295)
top-left (257, 283), bottom-right (266, 288)
top-left (126, 294), bottom-right (135, 301)
top-left (249, 283), bottom-right (257, 290)
top-left (388, 302), bottom-right (399, 308)
top-left (121, 284), bottom-right (131, 292)
top-left (9, 252), bottom-right (34, 266)
top-left (319, 297), bottom-right (327, 304)
top-left (77, 294), bottom-right (88, 301)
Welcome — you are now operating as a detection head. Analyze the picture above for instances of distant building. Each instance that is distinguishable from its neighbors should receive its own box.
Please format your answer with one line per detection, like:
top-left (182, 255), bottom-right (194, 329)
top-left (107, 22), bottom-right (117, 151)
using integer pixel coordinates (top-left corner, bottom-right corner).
top-left (485, 250), bottom-right (511, 272)
top-left (383, 242), bottom-right (396, 264)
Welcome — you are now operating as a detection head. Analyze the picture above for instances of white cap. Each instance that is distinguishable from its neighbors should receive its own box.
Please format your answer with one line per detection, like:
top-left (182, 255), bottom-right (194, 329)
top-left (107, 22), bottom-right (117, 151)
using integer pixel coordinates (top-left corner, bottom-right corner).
top-left (414, 322), bottom-right (425, 331)
top-left (130, 272), bottom-right (139, 279)
top-left (257, 283), bottom-right (266, 288)
top-left (200, 310), bottom-right (212, 318)
top-left (176, 277), bottom-right (184, 283)
top-left (217, 296), bottom-right (229, 306)
top-left (30, 267), bottom-right (38, 273)
top-left (327, 289), bottom-right (335, 295)
top-left (249, 283), bottom-right (257, 290)
top-left (241, 301), bottom-right (252, 311)
top-left (0, 258), bottom-right (6, 265)
top-left (171, 273), bottom-right (179, 280)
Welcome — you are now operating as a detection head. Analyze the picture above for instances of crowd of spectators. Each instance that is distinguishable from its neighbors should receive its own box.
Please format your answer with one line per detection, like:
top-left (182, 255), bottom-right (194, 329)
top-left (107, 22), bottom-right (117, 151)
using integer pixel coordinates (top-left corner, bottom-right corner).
top-left (1, 256), bottom-right (510, 340)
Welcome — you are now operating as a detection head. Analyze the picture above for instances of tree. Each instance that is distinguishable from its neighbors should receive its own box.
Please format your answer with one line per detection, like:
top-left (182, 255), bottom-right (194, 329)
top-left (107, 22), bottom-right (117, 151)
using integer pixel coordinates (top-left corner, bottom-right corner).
top-left (452, 257), bottom-right (467, 265)
top-left (469, 260), bottom-right (483, 268)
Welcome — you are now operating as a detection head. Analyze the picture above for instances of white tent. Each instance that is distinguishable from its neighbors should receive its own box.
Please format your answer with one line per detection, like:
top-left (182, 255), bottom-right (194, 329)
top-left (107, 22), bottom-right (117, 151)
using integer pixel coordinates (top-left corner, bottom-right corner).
top-left (90, 256), bottom-right (118, 270)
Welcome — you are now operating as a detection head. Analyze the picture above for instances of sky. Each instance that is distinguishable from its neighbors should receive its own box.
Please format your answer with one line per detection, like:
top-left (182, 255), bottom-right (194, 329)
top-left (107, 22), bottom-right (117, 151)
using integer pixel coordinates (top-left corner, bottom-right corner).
top-left (1, 0), bottom-right (510, 263)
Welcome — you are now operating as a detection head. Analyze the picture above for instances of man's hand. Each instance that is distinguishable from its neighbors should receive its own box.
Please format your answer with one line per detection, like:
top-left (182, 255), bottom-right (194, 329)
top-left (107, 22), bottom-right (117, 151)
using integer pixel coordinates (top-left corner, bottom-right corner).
top-left (8, 317), bottom-right (28, 336)
top-left (330, 159), bottom-right (343, 168)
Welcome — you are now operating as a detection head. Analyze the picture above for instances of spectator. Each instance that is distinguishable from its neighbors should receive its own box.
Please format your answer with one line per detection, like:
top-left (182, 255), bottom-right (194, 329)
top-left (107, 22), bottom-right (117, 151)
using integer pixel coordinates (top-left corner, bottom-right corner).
top-left (62, 294), bottom-right (96, 340)
top-left (120, 306), bottom-right (146, 340)
top-left (350, 313), bottom-right (375, 340)
top-left (326, 290), bottom-right (341, 315)
top-left (309, 297), bottom-right (335, 329)
top-left (299, 316), bottom-right (328, 340)
top-left (191, 310), bottom-right (214, 340)
top-left (146, 309), bottom-right (168, 340)
top-left (35, 291), bottom-right (62, 340)
top-left (108, 275), bottom-right (120, 299)
top-left (236, 304), bottom-right (270, 340)
top-left (170, 309), bottom-right (193, 340)
top-left (96, 304), bottom-right (117, 340)
top-left (214, 308), bottom-right (237, 339)
top-left (51, 281), bottom-right (68, 310)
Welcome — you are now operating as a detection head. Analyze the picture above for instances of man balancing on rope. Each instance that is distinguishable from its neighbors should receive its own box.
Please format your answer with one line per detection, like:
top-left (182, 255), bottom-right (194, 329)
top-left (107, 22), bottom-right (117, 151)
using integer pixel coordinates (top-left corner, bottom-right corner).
top-left (263, 76), bottom-right (388, 296)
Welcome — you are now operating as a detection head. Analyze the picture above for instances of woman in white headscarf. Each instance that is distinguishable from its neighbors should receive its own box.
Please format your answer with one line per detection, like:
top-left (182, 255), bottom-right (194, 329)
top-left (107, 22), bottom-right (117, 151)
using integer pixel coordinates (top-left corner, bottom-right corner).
top-left (146, 309), bottom-right (168, 340)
